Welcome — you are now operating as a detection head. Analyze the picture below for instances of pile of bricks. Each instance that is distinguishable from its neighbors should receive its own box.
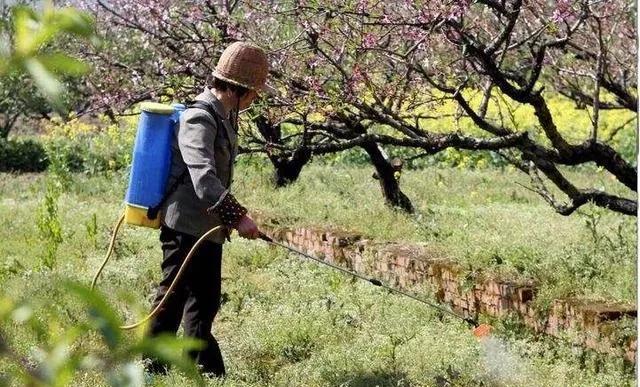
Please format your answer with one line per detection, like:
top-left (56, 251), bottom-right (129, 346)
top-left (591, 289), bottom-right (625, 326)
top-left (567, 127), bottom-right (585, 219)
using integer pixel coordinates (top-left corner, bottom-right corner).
top-left (256, 217), bottom-right (637, 362)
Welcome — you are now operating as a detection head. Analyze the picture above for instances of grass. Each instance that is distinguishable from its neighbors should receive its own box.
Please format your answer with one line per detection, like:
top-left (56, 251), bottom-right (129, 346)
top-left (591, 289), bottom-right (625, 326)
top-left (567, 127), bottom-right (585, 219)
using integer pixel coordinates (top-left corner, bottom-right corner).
top-left (235, 161), bottom-right (636, 306)
top-left (0, 162), bottom-right (636, 386)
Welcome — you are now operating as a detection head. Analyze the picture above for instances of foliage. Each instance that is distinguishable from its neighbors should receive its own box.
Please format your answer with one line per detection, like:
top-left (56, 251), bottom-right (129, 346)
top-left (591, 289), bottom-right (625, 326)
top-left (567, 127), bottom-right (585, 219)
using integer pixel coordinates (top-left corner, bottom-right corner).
top-left (0, 165), bottom-right (635, 385)
top-left (0, 2), bottom-right (96, 138)
top-left (0, 2), bottom-right (95, 107)
top-left (0, 137), bottom-right (48, 172)
top-left (39, 113), bottom-right (137, 174)
top-left (6, 89), bottom-right (632, 174)
top-left (0, 282), bottom-right (205, 386)
top-left (9, 90), bottom-right (630, 176)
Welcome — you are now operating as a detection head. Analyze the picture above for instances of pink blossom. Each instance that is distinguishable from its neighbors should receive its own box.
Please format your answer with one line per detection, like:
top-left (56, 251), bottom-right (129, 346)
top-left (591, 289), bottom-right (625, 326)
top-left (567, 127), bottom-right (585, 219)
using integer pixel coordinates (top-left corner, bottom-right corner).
top-left (362, 33), bottom-right (377, 49)
top-left (348, 64), bottom-right (366, 94)
top-left (417, 8), bottom-right (433, 24)
top-left (356, 0), bottom-right (368, 13)
top-left (447, 0), bottom-right (470, 20)
top-left (307, 55), bottom-right (322, 69)
top-left (381, 10), bottom-right (391, 24)
top-left (304, 76), bottom-right (322, 93)
top-left (551, 0), bottom-right (575, 23)
top-left (226, 24), bottom-right (244, 40)
top-left (404, 27), bottom-right (423, 42)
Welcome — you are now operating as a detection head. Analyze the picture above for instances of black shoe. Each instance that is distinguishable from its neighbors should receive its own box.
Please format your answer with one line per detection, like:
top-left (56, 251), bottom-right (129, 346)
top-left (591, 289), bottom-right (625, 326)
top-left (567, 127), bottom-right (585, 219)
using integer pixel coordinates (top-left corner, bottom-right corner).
top-left (198, 364), bottom-right (225, 379)
top-left (201, 371), bottom-right (225, 379)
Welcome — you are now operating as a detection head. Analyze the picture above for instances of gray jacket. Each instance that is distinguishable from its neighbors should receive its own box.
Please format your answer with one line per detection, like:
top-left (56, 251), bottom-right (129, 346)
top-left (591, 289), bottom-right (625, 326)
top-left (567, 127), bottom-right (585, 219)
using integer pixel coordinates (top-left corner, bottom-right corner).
top-left (161, 88), bottom-right (238, 243)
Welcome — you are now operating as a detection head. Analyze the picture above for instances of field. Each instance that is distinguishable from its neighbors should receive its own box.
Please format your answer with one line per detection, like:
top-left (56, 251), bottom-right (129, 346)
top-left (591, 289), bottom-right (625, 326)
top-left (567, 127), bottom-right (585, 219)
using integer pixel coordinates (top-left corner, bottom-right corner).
top-left (0, 162), bottom-right (636, 386)
top-left (1, 1), bottom-right (638, 385)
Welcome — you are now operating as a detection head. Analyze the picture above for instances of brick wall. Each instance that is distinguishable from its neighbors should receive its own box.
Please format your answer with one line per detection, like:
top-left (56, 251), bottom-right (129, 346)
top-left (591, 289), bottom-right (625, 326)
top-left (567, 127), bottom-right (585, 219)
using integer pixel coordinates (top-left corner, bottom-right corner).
top-left (258, 218), bottom-right (637, 363)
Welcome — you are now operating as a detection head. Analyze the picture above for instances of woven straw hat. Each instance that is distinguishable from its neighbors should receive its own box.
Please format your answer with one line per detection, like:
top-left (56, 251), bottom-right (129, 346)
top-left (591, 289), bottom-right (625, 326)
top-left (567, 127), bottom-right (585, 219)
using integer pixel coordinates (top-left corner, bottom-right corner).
top-left (213, 42), bottom-right (269, 92)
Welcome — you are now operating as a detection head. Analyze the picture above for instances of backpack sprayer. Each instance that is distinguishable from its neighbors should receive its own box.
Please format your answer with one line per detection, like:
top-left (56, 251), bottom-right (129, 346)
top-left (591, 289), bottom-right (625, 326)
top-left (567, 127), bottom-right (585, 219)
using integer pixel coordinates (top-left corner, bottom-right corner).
top-left (91, 102), bottom-right (491, 338)
top-left (91, 101), bottom-right (187, 329)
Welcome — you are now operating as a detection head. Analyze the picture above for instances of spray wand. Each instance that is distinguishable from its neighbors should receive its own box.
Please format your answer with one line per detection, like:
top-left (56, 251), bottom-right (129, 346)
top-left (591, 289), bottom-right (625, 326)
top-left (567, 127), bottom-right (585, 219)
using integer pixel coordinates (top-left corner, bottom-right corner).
top-left (257, 232), bottom-right (481, 329)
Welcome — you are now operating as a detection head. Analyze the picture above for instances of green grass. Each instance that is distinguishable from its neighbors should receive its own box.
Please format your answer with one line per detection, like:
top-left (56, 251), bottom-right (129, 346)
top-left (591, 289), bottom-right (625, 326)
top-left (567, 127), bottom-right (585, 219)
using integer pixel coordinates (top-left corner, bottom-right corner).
top-left (0, 163), bottom-right (636, 386)
top-left (235, 162), bottom-right (636, 306)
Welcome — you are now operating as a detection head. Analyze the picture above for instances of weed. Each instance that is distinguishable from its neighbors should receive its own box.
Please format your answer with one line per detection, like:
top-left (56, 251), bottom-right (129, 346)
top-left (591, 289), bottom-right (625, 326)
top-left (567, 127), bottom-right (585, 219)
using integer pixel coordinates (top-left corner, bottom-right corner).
top-left (35, 180), bottom-right (63, 270)
top-left (85, 212), bottom-right (98, 249)
top-left (579, 207), bottom-right (605, 247)
top-left (0, 164), bottom-right (635, 386)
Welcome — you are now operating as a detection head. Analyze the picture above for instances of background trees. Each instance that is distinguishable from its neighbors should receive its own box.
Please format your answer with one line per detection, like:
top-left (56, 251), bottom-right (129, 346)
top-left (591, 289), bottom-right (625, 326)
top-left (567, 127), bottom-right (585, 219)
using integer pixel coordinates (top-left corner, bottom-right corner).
top-left (0, 2), bottom-right (636, 385)
top-left (240, 0), bottom-right (637, 215)
top-left (16, 0), bottom-right (636, 216)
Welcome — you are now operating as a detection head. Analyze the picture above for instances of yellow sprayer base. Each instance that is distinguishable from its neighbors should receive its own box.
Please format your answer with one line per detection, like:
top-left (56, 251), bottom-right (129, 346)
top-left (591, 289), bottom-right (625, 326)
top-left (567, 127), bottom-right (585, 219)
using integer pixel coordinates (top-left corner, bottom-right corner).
top-left (124, 204), bottom-right (160, 229)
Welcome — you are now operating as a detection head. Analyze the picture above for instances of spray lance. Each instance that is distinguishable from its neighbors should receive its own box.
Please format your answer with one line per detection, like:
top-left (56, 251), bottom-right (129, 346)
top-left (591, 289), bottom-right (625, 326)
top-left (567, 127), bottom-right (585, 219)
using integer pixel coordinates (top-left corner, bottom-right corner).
top-left (255, 232), bottom-right (491, 334)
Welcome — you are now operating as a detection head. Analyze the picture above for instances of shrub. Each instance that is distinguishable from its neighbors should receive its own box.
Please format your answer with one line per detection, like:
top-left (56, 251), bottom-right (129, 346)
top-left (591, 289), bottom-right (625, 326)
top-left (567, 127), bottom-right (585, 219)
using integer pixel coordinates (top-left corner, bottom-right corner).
top-left (0, 138), bottom-right (49, 172)
top-left (41, 114), bottom-right (137, 174)
top-left (44, 139), bottom-right (86, 173)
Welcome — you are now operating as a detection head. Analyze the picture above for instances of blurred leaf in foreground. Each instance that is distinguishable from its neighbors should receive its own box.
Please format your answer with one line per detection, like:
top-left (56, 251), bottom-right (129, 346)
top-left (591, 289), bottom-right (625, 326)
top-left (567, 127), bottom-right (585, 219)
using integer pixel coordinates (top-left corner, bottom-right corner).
top-left (63, 281), bottom-right (122, 350)
top-left (1, 2), bottom-right (96, 107)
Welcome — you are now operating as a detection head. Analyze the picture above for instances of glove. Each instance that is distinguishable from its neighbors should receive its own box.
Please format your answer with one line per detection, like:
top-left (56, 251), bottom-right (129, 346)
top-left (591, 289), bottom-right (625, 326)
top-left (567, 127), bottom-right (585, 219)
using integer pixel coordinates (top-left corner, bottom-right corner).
top-left (235, 215), bottom-right (259, 239)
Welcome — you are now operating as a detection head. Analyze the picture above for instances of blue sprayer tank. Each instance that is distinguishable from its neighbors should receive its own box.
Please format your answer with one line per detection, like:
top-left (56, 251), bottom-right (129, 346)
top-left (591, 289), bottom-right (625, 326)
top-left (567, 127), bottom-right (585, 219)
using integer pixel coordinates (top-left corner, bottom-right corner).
top-left (124, 102), bottom-right (185, 228)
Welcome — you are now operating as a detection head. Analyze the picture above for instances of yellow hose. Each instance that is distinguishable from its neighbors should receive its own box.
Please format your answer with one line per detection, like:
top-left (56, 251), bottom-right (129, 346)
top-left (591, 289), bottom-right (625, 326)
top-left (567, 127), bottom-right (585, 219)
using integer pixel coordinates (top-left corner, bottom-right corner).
top-left (91, 212), bottom-right (125, 290)
top-left (120, 225), bottom-right (224, 330)
top-left (91, 212), bottom-right (224, 330)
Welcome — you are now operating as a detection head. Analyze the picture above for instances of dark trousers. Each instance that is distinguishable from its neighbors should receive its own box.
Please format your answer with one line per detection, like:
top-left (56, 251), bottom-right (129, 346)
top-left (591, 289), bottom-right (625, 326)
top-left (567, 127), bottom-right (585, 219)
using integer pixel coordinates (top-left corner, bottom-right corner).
top-left (143, 226), bottom-right (225, 376)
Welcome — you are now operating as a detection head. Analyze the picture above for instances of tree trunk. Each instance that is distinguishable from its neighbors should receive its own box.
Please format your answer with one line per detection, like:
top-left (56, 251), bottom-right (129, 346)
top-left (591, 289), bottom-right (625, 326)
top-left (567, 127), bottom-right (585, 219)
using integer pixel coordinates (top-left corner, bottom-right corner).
top-left (269, 147), bottom-right (312, 187)
top-left (361, 142), bottom-right (414, 213)
top-left (254, 115), bottom-right (313, 187)
top-left (0, 112), bottom-right (19, 139)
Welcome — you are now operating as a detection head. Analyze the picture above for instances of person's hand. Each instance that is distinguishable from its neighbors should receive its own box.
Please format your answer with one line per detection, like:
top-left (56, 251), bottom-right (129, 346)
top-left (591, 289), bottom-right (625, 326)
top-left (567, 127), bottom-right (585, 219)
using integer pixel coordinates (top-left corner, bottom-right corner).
top-left (235, 214), bottom-right (259, 239)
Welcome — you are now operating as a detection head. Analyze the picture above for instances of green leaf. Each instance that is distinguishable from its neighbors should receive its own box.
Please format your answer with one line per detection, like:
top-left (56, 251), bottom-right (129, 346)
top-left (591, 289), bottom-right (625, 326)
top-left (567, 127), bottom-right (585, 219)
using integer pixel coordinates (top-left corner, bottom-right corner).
top-left (63, 281), bottom-right (122, 350)
top-left (13, 6), bottom-right (39, 56)
top-left (3, 4), bottom-right (95, 103)
top-left (130, 334), bottom-right (205, 384)
top-left (49, 7), bottom-right (95, 38)
top-left (24, 57), bottom-right (63, 100)
top-left (38, 53), bottom-right (89, 76)
top-left (12, 4), bottom-right (95, 57)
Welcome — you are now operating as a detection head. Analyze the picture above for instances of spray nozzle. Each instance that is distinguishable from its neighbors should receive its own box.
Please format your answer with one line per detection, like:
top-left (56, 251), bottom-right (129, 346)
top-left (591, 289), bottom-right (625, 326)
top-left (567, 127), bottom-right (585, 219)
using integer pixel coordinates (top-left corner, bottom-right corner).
top-left (473, 323), bottom-right (493, 339)
top-left (465, 317), bottom-right (479, 327)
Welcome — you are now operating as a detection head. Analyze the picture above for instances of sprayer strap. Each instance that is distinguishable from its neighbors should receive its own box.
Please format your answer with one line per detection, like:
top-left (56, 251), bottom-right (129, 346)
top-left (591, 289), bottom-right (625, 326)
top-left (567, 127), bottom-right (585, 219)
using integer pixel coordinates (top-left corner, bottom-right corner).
top-left (188, 101), bottom-right (227, 133)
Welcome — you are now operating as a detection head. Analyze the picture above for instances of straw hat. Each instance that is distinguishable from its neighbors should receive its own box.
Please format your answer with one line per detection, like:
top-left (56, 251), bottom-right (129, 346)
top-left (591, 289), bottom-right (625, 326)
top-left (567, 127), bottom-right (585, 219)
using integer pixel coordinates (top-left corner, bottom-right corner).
top-left (213, 42), bottom-right (269, 92)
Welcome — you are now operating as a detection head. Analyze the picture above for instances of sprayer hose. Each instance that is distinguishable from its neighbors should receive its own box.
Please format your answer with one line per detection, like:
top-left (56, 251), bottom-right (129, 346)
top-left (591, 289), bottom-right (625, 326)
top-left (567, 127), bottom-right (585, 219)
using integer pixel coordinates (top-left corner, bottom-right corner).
top-left (91, 213), bottom-right (125, 290)
top-left (91, 212), bottom-right (224, 330)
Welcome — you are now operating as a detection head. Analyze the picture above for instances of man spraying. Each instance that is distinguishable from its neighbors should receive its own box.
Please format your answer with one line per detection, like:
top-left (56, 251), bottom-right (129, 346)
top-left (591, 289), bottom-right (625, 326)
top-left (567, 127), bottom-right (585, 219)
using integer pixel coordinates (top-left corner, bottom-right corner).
top-left (143, 41), bottom-right (268, 377)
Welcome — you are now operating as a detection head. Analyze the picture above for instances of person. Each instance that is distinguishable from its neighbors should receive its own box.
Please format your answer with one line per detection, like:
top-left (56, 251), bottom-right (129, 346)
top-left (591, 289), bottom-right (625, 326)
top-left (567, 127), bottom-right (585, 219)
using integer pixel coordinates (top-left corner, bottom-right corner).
top-left (143, 41), bottom-right (269, 377)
